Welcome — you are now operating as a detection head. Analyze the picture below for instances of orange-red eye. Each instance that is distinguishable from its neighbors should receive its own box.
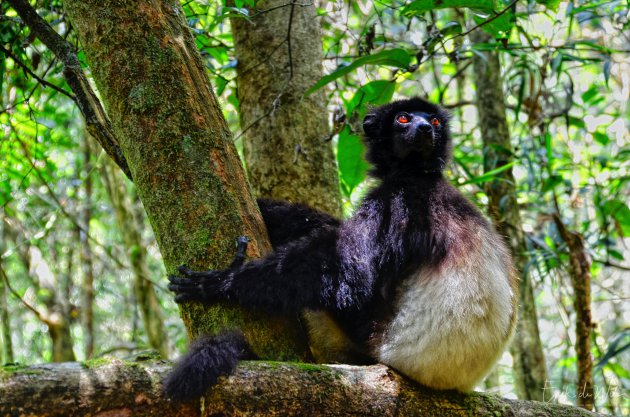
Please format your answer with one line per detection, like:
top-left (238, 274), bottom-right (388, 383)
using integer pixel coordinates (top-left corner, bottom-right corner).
top-left (430, 117), bottom-right (440, 126)
top-left (397, 114), bottom-right (410, 123)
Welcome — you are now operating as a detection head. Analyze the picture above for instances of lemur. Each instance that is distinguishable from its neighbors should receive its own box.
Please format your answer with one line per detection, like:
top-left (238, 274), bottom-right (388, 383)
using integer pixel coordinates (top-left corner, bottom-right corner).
top-left (165, 97), bottom-right (518, 401)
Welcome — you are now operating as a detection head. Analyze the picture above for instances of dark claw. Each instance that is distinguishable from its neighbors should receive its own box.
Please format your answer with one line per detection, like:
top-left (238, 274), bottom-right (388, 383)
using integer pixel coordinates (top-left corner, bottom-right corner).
top-left (177, 265), bottom-right (194, 276)
top-left (168, 275), bottom-right (189, 285)
top-left (230, 236), bottom-right (249, 268)
top-left (177, 265), bottom-right (215, 279)
top-left (174, 293), bottom-right (196, 304)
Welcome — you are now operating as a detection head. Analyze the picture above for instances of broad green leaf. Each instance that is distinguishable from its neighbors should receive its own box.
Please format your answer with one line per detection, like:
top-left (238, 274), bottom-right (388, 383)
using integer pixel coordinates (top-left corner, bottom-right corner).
top-left (402, 0), bottom-right (495, 16)
top-left (337, 126), bottom-right (369, 196)
top-left (347, 80), bottom-right (396, 116)
top-left (471, 7), bottom-right (515, 38)
top-left (603, 200), bottom-right (630, 236)
top-left (306, 49), bottom-right (410, 95)
top-left (403, 0), bottom-right (514, 38)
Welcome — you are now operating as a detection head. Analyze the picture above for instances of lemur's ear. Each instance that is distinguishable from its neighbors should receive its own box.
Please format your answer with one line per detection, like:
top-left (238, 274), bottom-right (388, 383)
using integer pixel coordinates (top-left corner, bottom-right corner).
top-left (363, 114), bottom-right (378, 137)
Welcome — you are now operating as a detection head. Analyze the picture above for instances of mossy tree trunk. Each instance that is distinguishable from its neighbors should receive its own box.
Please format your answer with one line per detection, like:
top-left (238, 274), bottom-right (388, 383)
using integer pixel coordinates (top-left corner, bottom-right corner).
top-left (471, 30), bottom-right (548, 401)
top-left (231, 0), bottom-right (342, 217)
top-left (61, 0), bottom-right (308, 361)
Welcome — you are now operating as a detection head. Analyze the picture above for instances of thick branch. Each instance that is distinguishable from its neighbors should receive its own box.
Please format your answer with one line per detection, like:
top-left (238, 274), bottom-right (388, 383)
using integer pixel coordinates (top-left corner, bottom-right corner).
top-left (6, 0), bottom-right (132, 179)
top-left (0, 361), bottom-right (606, 417)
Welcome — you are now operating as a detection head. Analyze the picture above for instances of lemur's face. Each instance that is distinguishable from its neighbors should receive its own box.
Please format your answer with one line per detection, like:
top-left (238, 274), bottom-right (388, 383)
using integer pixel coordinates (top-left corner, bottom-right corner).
top-left (390, 111), bottom-right (445, 160)
top-left (362, 98), bottom-right (451, 176)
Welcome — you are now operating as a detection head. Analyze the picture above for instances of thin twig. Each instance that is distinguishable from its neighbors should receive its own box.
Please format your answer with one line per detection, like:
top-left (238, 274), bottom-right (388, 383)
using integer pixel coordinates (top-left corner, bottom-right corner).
top-left (286, 0), bottom-right (298, 79)
top-left (0, 45), bottom-right (76, 100)
top-left (0, 262), bottom-right (47, 323)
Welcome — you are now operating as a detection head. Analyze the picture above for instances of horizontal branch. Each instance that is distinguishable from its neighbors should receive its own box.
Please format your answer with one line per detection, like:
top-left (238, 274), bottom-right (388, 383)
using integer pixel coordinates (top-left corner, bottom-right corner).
top-left (0, 360), bottom-right (606, 417)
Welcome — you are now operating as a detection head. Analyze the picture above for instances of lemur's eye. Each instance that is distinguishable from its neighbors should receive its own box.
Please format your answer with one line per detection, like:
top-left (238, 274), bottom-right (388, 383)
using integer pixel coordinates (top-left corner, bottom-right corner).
top-left (430, 117), bottom-right (441, 126)
top-left (396, 114), bottom-right (410, 124)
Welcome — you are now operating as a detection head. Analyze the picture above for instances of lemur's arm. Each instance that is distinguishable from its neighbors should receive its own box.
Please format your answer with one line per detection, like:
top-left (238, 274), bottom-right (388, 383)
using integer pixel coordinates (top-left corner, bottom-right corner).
top-left (169, 213), bottom-right (381, 313)
top-left (257, 198), bottom-right (341, 248)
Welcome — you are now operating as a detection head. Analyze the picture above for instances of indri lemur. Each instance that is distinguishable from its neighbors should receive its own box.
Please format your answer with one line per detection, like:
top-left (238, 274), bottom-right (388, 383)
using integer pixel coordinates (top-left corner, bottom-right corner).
top-left (165, 97), bottom-right (518, 401)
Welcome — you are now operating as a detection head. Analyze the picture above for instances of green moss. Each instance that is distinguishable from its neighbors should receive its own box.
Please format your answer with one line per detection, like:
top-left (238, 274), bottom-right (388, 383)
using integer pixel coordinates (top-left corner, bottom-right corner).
top-left (0, 364), bottom-right (42, 380)
top-left (0, 364), bottom-right (27, 374)
top-left (291, 362), bottom-right (328, 372)
top-left (83, 357), bottom-right (111, 368)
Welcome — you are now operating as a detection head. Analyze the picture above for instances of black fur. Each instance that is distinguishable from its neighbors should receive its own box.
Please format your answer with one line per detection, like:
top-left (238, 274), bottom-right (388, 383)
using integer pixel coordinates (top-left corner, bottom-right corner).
top-left (163, 331), bottom-right (256, 401)
top-left (166, 97), bottom-right (494, 400)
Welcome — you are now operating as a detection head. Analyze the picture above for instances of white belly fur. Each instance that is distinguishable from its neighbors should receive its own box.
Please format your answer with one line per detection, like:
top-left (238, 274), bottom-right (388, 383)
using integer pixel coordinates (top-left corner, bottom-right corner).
top-left (378, 228), bottom-right (515, 391)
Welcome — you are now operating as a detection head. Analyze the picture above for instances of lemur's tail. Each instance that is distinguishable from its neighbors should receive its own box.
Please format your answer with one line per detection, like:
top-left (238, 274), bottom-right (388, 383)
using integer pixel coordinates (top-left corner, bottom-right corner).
top-left (163, 330), bottom-right (256, 401)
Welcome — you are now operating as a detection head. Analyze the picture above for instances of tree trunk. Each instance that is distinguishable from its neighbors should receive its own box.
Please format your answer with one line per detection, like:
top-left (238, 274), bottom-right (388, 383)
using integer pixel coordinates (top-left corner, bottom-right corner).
top-left (100, 155), bottom-right (169, 358)
top-left (79, 137), bottom-right (95, 359)
top-left (0, 267), bottom-right (14, 364)
top-left (553, 215), bottom-right (594, 410)
top-left (0, 224), bottom-right (14, 364)
top-left (0, 361), bottom-right (607, 417)
top-left (48, 319), bottom-right (76, 362)
top-left (471, 30), bottom-right (548, 401)
top-left (61, 0), bottom-right (308, 360)
top-left (0, 277), bottom-right (12, 364)
top-left (231, 0), bottom-right (342, 217)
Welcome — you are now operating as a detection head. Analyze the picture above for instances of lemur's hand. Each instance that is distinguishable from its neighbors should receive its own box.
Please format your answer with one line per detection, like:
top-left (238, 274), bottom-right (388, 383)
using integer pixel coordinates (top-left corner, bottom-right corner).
top-left (168, 266), bottom-right (233, 304)
top-left (167, 237), bottom-right (248, 304)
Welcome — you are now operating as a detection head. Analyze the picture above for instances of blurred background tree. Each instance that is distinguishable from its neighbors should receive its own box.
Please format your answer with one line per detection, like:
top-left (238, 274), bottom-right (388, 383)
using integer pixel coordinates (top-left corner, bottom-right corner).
top-left (0, 0), bottom-right (628, 414)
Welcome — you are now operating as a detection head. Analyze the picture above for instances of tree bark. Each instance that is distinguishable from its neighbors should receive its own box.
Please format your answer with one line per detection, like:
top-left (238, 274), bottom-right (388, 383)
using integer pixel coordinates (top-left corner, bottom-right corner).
top-left (100, 155), bottom-right (169, 358)
top-left (61, 0), bottom-right (308, 360)
top-left (471, 30), bottom-right (548, 401)
top-left (231, 0), bottom-right (342, 217)
top-left (553, 215), bottom-right (594, 410)
top-left (0, 361), bottom-right (607, 417)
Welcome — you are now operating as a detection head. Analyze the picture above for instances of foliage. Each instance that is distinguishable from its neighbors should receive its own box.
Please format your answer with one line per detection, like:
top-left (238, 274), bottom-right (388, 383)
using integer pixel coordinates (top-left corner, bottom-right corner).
top-left (0, 0), bottom-right (628, 414)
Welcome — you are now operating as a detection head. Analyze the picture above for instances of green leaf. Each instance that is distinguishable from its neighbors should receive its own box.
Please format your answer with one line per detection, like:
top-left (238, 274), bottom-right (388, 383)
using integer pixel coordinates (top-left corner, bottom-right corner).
top-left (534, 0), bottom-right (562, 10)
top-left (306, 49), bottom-right (410, 96)
top-left (545, 132), bottom-right (554, 166)
top-left (471, 8), bottom-right (514, 38)
top-left (402, 0), bottom-right (495, 16)
top-left (460, 161), bottom-right (515, 185)
top-left (603, 200), bottom-right (630, 236)
top-left (337, 126), bottom-right (369, 196)
top-left (439, 21), bottom-right (463, 37)
top-left (542, 175), bottom-right (563, 193)
top-left (403, 0), bottom-right (514, 38)
top-left (593, 131), bottom-right (610, 145)
top-left (347, 80), bottom-right (396, 116)
top-left (581, 85), bottom-right (599, 103)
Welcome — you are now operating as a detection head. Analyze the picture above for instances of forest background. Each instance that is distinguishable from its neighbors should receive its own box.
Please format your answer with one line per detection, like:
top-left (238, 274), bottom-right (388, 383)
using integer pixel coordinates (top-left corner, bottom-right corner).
top-left (0, 0), bottom-right (628, 415)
